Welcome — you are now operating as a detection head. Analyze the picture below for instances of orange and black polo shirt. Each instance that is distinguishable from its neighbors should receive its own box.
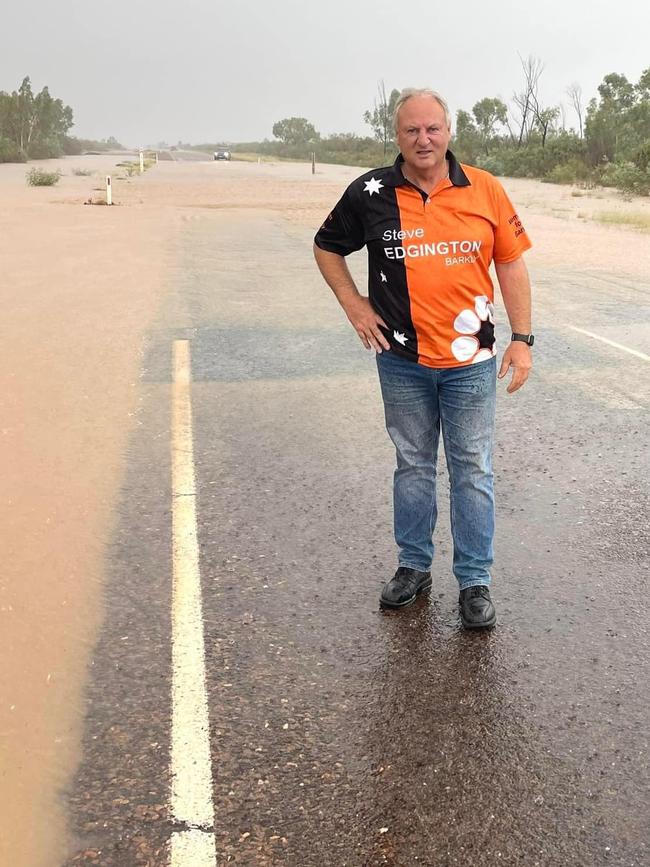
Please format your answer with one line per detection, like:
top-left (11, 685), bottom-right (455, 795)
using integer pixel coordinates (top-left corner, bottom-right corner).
top-left (314, 150), bottom-right (532, 368)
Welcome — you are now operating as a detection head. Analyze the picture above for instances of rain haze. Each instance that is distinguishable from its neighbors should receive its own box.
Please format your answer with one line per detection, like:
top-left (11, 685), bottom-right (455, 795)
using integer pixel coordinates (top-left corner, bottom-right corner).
top-left (1, 0), bottom-right (650, 145)
top-left (2, 1), bottom-right (650, 866)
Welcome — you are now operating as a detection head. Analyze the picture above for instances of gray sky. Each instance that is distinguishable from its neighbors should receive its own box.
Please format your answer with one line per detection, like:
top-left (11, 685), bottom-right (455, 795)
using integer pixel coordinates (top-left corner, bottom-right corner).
top-left (2, 0), bottom-right (649, 147)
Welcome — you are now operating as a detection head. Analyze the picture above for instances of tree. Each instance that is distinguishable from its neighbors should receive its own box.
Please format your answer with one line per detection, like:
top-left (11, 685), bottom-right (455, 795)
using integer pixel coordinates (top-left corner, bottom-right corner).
top-left (566, 83), bottom-right (584, 138)
top-left (363, 81), bottom-right (400, 156)
top-left (597, 73), bottom-right (635, 110)
top-left (271, 117), bottom-right (319, 146)
top-left (0, 76), bottom-right (74, 160)
top-left (472, 97), bottom-right (508, 152)
top-left (584, 70), bottom-right (648, 164)
top-left (512, 56), bottom-right (559, 147)
top-left (453, 109), bottom-right (481, 163)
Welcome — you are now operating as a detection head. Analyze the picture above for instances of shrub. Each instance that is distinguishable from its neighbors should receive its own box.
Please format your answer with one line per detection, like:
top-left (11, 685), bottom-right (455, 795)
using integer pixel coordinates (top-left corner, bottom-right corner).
top-left (600, 161), bottom-right (650, 195)
top-left (72, 168), bottom-right (93, 176)
top-left (633, 141), bottom-right (650, 172)
top-left (27, 139), bottom-right (62, 160)
top-left (26, 167), bottom-right (62, 186)
top-left (544, 159), bottom-right (594, 185)
top-left (0, 138), bottom-right (27, 162)
top-left (475, 154), bottom-right (507, 176)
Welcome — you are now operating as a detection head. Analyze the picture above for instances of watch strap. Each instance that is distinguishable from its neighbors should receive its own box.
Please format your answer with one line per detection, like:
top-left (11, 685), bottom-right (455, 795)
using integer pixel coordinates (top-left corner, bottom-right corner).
top-left (511, 332), bottom-right (535, 346)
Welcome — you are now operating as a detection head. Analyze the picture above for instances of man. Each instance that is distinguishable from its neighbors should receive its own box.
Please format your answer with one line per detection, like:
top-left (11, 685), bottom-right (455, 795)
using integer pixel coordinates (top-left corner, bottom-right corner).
top-left (313, 88), bottom-right (533, 630)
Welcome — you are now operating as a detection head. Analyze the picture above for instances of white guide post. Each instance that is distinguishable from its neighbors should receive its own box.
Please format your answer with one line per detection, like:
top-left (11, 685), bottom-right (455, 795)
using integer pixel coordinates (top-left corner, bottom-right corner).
top-left (139, 150), bottom-right (144, 173)
top-left (106, 175), bottom-right (112, 205)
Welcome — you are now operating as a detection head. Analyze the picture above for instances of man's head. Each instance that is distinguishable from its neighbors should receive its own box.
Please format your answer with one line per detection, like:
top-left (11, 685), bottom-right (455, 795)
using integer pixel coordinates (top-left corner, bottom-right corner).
top-left (393, 88), bottom-right (452, 175)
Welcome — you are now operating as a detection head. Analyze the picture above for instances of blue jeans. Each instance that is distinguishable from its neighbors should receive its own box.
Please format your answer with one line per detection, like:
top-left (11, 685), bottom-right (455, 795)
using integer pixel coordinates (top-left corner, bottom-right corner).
top-left (375, 352), bottom-right (496, 589)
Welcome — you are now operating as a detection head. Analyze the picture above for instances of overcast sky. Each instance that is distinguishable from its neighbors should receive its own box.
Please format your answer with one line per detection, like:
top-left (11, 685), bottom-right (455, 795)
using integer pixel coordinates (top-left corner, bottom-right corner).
top-left (2, 0), bottom-right (649, 147)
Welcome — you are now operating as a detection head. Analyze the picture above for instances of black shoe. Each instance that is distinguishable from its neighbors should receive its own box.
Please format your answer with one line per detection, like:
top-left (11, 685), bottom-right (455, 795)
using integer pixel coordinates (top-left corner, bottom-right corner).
top-left (459, 585), bottom-right (496, 629)
top-left (380, 567), bottom-right (432, 609)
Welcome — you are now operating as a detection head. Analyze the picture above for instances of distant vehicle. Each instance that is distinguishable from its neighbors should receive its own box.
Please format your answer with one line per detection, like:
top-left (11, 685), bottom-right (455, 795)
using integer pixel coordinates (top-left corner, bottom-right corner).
top-left (214, 149), bottom-right (231, 161)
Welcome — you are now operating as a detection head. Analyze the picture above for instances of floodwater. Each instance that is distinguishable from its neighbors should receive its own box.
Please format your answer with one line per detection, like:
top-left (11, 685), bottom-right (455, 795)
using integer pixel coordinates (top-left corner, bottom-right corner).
top-left (0, 154), bottom-right (649, 866)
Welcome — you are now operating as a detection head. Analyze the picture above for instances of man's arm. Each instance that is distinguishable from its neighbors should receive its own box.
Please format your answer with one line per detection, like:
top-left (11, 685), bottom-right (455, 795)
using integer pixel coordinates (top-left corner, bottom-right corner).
top-left (494, 256), bottom-right (533, 394)
top-left (313, 244), bottom-right (390, 353)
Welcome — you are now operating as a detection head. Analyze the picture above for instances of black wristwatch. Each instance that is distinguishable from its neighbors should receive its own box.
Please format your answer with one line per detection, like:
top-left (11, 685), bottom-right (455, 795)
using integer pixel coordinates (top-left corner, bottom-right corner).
top-left (511, 332), bottom-right (535, 346)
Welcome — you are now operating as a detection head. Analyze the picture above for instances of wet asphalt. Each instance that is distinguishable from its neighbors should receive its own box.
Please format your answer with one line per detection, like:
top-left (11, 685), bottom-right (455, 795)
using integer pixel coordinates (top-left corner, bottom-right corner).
top-left (64, 210), bottom-right (650, 866)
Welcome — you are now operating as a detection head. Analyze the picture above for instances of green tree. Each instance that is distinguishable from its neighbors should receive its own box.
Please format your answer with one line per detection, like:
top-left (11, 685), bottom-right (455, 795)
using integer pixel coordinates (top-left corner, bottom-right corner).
top-left (585, 70), bottom-right (650, 164)
top-left (453, 109), bottom-right (481, 163)
top-left (0, 76), bottom-right (74, 161)
top-left (271, 117), bottom-right (319, 146)
top-left (472, 97), bottom-right (508, 153)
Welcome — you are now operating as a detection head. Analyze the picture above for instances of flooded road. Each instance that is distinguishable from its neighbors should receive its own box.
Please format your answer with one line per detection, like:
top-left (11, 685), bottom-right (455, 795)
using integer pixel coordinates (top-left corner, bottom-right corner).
top-left (1, 157), bottom-right (649, 866)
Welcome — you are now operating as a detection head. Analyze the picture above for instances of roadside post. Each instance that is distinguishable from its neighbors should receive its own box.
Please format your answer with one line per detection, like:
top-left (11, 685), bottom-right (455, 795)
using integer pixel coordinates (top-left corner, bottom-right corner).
top-left (106, 175), bottom-right (112, 206)
top-left (311, 151), bottom-right (316, 174)
top-left (139, 150), bottom-right (144, 174)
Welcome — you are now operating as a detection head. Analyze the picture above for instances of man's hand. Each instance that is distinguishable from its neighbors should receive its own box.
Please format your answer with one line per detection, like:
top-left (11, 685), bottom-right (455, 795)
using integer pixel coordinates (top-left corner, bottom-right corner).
top-left (345, 295), bottom-right (391, 353)
top-left (497, 342), bottom-right (532, 394)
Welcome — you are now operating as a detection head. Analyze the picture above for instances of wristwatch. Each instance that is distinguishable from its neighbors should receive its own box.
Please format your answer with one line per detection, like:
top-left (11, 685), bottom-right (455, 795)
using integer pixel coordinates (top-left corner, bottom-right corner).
top-left (511, 332), bottom-right (535, 346)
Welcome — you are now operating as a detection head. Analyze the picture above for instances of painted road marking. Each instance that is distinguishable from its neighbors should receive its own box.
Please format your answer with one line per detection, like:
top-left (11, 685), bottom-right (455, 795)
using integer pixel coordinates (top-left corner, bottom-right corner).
top-left (566, 325), bottom-right (650, 362)
top-left (170, 339), bottom-right (216, 865)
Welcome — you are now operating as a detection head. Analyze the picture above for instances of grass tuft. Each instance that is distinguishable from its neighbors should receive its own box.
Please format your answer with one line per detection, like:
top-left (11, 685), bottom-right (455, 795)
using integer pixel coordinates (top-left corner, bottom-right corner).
top-left (594, 211), bottom-right (650, 231)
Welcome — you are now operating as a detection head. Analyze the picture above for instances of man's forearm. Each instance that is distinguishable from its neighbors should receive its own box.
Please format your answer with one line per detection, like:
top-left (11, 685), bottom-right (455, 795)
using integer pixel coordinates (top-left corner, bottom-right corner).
top-left (313, 244), bottom-right (362, 313)
top-left (495, 257), bottom-right (532, 333)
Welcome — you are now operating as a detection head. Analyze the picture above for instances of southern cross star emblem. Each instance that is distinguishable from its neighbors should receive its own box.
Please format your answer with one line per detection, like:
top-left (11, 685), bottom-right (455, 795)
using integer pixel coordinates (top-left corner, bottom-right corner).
top-left (393, 331), bottom-right (408, 345)
top-left (363, 177), bottom-right (384, 196)
top-left (380, 271), bottom-right (387, 283)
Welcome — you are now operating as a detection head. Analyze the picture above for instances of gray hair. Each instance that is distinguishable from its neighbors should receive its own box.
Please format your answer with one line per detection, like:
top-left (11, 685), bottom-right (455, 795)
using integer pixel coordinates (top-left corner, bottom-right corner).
top-left (392, 88), bottom-right (452, 134)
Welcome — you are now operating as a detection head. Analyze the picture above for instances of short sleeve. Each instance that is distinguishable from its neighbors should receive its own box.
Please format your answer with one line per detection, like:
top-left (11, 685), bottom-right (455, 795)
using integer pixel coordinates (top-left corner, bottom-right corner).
top-left (491, 182), bottom-right (532, 263)
top-left (314, 188), bottom-right (365, 256)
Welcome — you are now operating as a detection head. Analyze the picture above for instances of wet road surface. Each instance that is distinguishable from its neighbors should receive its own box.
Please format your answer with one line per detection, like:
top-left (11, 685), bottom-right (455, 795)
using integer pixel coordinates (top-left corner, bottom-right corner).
top-left (60, 207), bottom-right (650, 866)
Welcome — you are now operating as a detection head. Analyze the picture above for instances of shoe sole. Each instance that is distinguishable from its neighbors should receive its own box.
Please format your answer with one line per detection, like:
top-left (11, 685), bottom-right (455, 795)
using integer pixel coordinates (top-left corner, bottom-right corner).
top-left (459, 611), bottom-right (497, 630)
top-left (379, 578), bottom-right (432, 609)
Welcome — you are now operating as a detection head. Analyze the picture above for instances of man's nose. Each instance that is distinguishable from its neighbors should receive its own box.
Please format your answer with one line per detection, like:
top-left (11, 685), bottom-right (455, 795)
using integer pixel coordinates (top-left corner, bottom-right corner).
top-left (415, 129), bottom-right (430, 146)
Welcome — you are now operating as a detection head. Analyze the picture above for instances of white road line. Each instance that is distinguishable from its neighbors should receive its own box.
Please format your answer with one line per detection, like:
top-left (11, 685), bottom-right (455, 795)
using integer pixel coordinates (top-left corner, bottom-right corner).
top-left (170, 339), bottom-right (216, 866)
top-left (566, 325), bottom-right (650, 362)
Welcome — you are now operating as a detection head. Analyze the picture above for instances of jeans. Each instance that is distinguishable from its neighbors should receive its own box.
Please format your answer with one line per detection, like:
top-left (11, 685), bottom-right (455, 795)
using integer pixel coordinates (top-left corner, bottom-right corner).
top-left (375, 351), bottom-right (496, 589)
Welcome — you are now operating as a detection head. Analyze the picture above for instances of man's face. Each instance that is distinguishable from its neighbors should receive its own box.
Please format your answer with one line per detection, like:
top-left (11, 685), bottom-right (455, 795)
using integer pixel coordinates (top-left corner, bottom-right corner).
top-left (396, 96), bottom-right (452, 174)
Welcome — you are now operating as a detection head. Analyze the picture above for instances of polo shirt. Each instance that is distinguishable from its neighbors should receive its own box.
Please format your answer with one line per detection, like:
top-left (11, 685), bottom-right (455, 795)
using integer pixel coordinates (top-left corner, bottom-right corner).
top-left (314, 150), bottom-right (532, 368)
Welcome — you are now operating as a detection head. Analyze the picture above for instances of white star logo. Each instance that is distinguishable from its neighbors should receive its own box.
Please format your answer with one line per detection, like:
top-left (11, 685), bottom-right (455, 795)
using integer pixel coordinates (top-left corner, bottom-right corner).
top-left (363, 177), bottom-right (384, 197)
top-left (380, 271), bottom-right (387, 283)
top-left (393, 331), bottom-right (408, 345)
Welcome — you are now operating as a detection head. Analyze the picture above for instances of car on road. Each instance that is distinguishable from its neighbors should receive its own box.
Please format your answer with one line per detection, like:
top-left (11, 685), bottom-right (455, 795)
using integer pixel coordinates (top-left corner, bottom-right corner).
top-left (214, 149), bottom-right (231, 161)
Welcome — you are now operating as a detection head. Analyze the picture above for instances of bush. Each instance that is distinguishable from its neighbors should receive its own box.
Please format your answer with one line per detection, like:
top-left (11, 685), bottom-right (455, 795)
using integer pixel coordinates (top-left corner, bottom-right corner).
top-left (544, 158), bottom-right (594, 185)
top-left (27, 139), bottom-right (62, 160)
top-left (600, 161), bottom-right (650, 195)
top-left (633, 141), bottom-right (650, 172)
top-left (0, 138), bottom-right (27, 162)
top-left (72, 168), bottom-right (93, 176)
top-left (26, 167), bottom-right (62, 186)
top-left (474, 154), bottom-right (507, 176)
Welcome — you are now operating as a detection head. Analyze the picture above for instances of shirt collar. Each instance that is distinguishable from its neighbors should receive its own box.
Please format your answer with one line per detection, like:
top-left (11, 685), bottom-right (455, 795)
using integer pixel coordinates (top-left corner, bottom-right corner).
top-left (384, 149), bottom-right (470, 188)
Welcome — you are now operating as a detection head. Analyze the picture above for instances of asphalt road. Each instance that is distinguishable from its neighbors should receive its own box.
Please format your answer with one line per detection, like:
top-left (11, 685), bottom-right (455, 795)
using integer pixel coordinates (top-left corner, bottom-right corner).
top-left (63, 208), bottom-right (649, 866)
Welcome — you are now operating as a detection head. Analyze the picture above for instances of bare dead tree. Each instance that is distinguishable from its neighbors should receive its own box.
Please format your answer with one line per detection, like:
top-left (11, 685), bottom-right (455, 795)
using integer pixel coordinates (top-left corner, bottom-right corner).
top-left (515, 55), bottom-right (560, 147)
top-left (566, 82), bottom-right (584, 138)
top-left (512, 55), bottom-right (544, 145)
